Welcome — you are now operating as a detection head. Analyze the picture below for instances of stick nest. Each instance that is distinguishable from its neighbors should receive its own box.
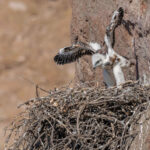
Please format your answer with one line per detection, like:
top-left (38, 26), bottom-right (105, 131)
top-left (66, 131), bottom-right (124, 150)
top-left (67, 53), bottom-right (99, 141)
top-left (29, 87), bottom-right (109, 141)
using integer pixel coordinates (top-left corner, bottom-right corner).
top-left (5, 81), bottom-right (150, 150)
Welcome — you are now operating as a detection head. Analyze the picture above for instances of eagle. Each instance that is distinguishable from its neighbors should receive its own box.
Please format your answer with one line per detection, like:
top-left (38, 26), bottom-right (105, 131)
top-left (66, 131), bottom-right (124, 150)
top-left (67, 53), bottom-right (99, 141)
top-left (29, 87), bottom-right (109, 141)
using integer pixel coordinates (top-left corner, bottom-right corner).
top-left (54, 7), bottom-right (124, 65)
top-left (53, 41), bottom-right (117, 87)
top-left (53, 7), bottom-right (134, 87)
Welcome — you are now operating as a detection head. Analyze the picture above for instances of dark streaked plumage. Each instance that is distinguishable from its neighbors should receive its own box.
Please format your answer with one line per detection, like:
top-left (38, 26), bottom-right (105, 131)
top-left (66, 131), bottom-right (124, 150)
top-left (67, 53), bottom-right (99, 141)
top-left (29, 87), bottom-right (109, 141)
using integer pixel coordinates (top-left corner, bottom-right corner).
top-left (53, 41), bottom-right (98, 65)
top-left (54, 7), bottom-right (124, 66)
top-left (118, 7), bottom-right (124, 26)
top-left (54, 44), bottom-right (95, 65)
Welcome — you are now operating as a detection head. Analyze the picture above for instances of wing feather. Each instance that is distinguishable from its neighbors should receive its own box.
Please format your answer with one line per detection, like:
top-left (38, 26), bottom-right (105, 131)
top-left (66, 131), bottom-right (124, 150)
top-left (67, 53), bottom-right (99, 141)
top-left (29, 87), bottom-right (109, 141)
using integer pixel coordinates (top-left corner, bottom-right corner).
top-left (54, 45), bottom-right (95, 65)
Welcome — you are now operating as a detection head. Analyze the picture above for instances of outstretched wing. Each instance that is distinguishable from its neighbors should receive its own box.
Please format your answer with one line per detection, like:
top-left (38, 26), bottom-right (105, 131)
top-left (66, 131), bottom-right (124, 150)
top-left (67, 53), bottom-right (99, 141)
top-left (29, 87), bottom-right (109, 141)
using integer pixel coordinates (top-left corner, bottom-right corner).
top-left (54, 45), bottom-right (95, 65)
top-left (105, 7), bottom-right (124, 48)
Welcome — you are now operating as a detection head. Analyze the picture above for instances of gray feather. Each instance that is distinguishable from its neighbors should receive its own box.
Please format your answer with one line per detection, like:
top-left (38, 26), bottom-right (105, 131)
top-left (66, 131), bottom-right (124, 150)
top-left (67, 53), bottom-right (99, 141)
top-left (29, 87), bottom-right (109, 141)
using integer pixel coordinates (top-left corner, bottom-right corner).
top-left (103, 69), bottom-right (116, 87)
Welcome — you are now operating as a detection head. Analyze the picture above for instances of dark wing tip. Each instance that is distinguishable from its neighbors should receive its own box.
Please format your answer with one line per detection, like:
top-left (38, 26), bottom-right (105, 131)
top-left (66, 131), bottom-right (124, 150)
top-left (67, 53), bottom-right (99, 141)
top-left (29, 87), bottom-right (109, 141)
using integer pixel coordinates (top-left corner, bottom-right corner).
top-left (54, 47), bottom-right (94, 65)
top-left (118, 7), bottom-right (124, 14)
top-left (118, 7), bottom-right (124, 25)
top-left (54, 54), bottom-right (59, 63)
top-left (54, 54), bottom-right (66, 65)
top-left (54, 53), bottom-right (77, 65)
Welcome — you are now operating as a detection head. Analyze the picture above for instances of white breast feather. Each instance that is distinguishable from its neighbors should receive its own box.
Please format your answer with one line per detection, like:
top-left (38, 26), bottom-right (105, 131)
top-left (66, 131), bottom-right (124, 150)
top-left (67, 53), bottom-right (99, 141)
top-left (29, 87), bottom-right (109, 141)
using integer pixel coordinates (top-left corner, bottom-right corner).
top-left (113, 64), bottom-right (125, 86)
top-left (89, 42), bottom-right (101, 51)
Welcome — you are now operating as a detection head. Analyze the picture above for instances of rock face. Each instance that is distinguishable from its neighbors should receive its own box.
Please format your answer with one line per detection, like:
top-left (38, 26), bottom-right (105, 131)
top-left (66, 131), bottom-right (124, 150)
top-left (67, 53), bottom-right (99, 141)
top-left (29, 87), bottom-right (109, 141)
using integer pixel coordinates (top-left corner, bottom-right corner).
top-left (71, 0), bottom-right (150, 86)
top-left (130, 108), bottom-right (150, 150)
top-left (71, 0), bottom-right (150, 149)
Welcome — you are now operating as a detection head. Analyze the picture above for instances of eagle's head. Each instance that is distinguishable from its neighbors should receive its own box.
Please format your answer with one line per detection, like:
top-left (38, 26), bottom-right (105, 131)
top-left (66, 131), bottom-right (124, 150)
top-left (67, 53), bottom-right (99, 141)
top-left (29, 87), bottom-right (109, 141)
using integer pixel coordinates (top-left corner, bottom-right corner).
top-left (92, 46), bottom-right (109, 69)
top-left (92, 53), bottom-right (106, 69)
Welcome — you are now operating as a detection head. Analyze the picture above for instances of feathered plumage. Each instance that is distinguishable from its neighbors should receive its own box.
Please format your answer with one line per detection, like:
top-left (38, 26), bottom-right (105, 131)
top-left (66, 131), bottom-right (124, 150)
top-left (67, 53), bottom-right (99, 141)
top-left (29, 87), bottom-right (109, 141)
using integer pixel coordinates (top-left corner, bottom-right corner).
top-left (54, 42), bottom-right (100, 65)
top-left (53, 7), bottom-right (132, 88)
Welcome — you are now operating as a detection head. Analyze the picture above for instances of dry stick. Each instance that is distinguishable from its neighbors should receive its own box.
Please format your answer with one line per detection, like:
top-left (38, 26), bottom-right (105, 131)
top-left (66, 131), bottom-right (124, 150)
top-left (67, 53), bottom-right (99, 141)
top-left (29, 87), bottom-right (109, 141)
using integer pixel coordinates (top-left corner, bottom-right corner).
top-left (36, 84), bottom-right (40, 98)
top-left (63, 138), bottom-right (72, 149)
top-left (17, 96), bottom-right (50, 108)
top-left (48, 113), bottom-right (72, 135)
top-left (120, 103), bottom-right (146, 149)
top-left (101, 138), bottom-right (113, 150)
top-left (19, 76), bottom-right (51, 94)
top-left (33, 132), bottom-right (45, 148)
top-left (52, 135), bottom-right (74, 149)
top-left (77, 104), bottom-right (86, 135)
top-left (45, 119), bottom-right (54, 148)
top-left (87, 98), bottom-right (127, 105)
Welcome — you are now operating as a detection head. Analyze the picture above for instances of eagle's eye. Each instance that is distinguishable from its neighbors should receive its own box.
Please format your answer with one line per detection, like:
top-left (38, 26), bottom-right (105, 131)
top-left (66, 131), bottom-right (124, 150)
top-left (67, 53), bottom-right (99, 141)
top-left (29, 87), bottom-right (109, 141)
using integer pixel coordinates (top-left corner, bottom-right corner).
top-left (96, 60), bottom-right (101, 65)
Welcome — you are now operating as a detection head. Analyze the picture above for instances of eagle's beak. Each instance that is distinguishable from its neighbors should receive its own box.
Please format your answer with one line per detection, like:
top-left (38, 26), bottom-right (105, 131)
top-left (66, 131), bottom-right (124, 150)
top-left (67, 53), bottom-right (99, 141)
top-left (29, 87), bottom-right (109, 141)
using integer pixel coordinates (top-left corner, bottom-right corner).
top-left (104, 62), bottom-right (111, 66)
